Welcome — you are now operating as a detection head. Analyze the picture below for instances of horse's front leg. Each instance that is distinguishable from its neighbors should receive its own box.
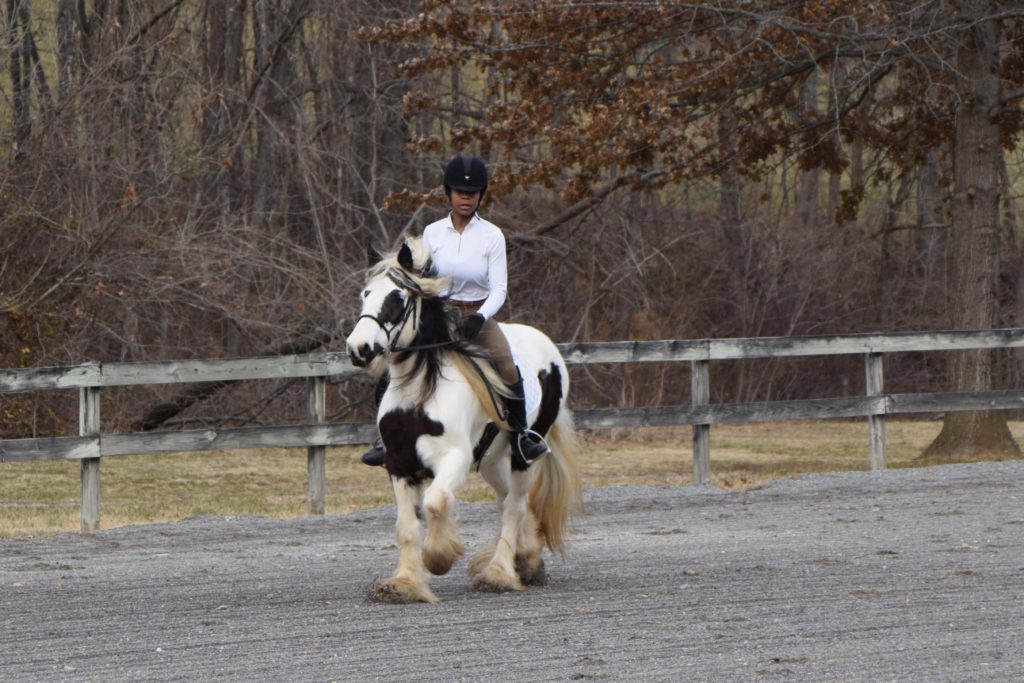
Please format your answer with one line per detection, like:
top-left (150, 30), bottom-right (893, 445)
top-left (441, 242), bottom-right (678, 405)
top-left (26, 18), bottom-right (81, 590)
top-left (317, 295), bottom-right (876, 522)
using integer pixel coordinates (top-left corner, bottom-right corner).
top-left (421, 448), bottom-right (470, 576)
top-left (369, 476), bottom-right (438, 604)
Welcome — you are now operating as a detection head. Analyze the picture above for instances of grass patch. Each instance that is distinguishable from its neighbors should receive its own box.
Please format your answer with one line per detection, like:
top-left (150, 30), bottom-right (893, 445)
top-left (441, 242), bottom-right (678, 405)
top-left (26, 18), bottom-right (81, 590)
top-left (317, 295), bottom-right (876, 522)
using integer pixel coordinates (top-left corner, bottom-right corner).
top-left (1, 420), bottom-right (1021, 539)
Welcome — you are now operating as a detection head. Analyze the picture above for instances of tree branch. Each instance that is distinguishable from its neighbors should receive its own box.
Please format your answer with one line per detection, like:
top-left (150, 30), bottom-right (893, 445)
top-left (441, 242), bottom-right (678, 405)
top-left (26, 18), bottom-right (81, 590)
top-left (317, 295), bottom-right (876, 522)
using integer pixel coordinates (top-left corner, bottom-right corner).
top-left (530, 175), bottom-right (632, 236)
top-left (126, 0), bottom-right (186, 47)
top-left (1002, 86), bottom-right (1024, 106)
top-left (130, 330), bottom-right (333, 432)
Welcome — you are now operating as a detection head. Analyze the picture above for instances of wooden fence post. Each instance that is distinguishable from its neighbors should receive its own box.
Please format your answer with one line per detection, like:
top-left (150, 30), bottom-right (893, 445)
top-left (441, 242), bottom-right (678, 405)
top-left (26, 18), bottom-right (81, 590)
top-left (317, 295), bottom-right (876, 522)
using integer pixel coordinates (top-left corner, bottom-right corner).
top-left (80, 386), bottom-right (101, 531)
top-left (307, 376), bottom-right (326, 515)
top-left (691, 359), bottom-right (711, 485)
top-left (865, 352), bottom-right (886, 470)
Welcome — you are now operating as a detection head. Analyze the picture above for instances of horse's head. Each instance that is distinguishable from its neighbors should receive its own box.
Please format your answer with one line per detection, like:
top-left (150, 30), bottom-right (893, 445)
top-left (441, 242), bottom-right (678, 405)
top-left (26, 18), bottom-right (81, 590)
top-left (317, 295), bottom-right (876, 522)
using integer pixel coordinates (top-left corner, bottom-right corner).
top-left (345, 236), bottom-right (447, 369)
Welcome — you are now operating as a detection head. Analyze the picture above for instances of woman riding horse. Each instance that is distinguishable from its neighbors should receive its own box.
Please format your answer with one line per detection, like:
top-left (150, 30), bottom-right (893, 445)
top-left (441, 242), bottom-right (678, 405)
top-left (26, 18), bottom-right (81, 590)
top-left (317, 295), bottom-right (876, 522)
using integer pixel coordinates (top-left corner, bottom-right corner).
top-left (345, 235), bottom-right (581, 602)
top-left (361, 154), bottom-right (549, 467)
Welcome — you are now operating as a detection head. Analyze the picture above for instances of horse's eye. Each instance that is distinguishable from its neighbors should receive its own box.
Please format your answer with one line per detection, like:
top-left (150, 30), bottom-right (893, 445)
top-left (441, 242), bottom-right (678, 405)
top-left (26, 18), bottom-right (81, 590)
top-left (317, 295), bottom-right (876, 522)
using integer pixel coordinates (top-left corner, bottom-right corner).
top-left (362, 289), bottom-right (370, 299)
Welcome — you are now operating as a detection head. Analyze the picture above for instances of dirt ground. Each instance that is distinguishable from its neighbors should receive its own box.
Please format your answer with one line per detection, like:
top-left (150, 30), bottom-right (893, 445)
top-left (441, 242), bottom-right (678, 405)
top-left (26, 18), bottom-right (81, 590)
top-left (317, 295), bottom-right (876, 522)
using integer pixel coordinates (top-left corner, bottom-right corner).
top-left (2, 459), bottom-right (1022, 682)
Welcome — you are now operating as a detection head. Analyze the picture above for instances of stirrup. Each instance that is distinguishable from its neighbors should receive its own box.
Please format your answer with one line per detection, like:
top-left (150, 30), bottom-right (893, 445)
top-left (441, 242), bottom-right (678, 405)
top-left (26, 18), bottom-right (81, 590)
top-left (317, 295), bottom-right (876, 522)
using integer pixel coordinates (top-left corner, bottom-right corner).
top-left (515, 429), bottom-right (551, 462)
top-left (361, 440), bottom-right (386, 467)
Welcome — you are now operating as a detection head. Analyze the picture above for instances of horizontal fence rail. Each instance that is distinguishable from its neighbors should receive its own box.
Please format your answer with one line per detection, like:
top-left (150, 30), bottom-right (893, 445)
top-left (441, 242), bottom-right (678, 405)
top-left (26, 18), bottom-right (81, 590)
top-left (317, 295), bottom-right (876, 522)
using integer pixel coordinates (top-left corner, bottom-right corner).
top-left (2, 328), bottom-right (1023, 531)
top-left (5, 328), bottom-right (1024, 393)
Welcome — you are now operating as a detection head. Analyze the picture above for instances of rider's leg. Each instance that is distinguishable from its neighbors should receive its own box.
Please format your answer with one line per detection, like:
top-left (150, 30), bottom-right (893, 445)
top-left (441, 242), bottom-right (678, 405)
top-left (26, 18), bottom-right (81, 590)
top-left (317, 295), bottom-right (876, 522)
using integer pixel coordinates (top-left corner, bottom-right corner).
top-left (474, 318), bottom-right (551, 464)
top-left (360, 372), bottom-right (389, 467)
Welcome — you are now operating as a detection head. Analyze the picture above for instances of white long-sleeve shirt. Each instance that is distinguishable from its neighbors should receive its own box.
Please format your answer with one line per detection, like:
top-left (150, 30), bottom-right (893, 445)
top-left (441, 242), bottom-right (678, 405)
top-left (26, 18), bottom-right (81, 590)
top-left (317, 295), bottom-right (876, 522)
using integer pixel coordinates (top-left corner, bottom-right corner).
top-left (422, 213), bottom-right (508, 320)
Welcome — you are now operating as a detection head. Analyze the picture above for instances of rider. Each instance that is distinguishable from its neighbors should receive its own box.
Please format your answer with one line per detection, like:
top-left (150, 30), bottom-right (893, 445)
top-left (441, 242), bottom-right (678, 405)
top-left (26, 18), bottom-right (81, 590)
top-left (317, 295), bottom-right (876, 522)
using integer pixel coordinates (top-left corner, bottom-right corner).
top-left (360, 154), bottom-right (550, 467)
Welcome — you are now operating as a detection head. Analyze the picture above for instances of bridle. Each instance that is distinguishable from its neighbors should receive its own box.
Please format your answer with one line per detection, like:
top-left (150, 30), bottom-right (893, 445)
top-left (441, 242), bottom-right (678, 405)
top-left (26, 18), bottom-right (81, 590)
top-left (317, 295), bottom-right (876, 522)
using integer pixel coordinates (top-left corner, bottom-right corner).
top-left (357, 268), bottom-right (456, 354)
top-left (358, 288), bottom-right (418, 354)
top-left (355, 265), bottom-right (503, 427)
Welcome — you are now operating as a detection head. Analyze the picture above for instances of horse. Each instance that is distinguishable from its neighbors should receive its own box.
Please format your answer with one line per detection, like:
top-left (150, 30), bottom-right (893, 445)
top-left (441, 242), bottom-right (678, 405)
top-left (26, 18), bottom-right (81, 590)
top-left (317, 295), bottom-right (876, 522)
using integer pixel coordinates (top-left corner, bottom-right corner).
top-left (344, 235), bottom-right (582, 603)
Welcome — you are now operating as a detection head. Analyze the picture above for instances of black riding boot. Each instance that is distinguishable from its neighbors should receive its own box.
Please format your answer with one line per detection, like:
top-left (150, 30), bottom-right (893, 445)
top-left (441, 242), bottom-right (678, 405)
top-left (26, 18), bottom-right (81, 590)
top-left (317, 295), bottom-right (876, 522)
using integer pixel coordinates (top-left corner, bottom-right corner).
top-left (360, 373), bottom-right (389, 467)
top-left (505, 373), bottom-right (550, 466)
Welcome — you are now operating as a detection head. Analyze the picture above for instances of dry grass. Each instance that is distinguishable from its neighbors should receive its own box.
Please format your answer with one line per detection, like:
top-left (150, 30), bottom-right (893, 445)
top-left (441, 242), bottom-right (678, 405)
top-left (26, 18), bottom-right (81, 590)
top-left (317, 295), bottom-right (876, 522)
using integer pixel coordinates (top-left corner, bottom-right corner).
top-left (2, 420), bottom-right (1022, 539)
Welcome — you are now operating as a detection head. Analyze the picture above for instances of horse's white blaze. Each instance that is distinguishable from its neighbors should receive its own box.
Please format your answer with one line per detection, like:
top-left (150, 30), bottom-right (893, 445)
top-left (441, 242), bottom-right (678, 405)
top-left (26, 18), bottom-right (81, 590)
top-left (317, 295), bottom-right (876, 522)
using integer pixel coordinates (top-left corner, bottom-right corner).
top-left (345, 315), bottom-right (385, 357)
top-left (345, 279), bottom-right (389, 362)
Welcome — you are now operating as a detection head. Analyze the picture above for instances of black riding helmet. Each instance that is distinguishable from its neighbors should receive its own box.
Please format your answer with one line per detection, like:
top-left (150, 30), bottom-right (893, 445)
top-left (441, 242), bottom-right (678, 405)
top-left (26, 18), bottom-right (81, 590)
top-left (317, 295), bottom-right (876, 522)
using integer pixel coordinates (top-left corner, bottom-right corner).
top-left (443, 154), bottom-right (488, 198)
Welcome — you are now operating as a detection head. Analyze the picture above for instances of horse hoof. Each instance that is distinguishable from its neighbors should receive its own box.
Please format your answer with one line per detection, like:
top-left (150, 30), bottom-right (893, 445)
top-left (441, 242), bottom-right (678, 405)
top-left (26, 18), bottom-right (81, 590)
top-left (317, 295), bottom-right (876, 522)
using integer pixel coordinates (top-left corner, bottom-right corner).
top-left (423, 553), bottom-right (455, 576)
top-left (368, 578), bottom-right (438, 604)
top-left (468, 547), bottom-right (495, 583)
top-left (515, 555), bottom-right (547, 586)
top-left (422, 539), bottom-right (464, 576)
top-left (471, 567), bottom-right (524, 594)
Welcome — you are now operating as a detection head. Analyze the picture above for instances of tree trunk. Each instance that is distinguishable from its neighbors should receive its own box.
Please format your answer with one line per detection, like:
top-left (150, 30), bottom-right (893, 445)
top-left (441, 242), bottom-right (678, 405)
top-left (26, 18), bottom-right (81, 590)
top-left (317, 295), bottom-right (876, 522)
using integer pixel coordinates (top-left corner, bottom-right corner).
top-left (7, 0), bottom-right (30, 156)
top-left (53, 0), bottom-right (79, 174)
top-left (916, 147), bottom-right (947, 310)
top-left (826, 64), bottom-right (846, 225)
top-left (56, 0), bottom-right (75, 104)
top-left (252, 0), bottom-right (278, 220)
top-left (252, 0), bottom-right (303, 224)
top-left (717, 110), bottom-right (743, 231)
top-left (201, 0), bottom-right (246, 213)
top-left (921, 8), bottom-right (1020, 461)
top-left (878, 175), bottom-right (912, 327)
top-left (794, 71), bottom-right (820, 235)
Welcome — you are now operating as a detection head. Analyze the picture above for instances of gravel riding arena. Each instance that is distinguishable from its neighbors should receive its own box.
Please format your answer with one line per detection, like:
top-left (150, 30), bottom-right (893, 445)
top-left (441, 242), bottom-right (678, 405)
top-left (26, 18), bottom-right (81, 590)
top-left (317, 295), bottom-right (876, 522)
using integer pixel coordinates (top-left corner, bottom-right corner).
top-left (2, 460), bottom-right (1022, 682)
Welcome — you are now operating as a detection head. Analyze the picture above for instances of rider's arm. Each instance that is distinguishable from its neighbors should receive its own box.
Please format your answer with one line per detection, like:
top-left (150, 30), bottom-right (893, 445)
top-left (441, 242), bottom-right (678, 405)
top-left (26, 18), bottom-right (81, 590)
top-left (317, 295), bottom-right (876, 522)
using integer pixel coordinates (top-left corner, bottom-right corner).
top-left (477, 229), bottom-right (507, 320)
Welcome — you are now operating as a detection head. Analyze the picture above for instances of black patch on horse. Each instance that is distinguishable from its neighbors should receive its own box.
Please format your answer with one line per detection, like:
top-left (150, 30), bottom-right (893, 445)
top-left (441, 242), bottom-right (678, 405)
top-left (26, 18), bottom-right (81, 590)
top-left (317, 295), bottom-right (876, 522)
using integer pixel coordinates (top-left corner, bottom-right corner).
top-left (379, 290), bottom-right (406, 326)
top-left (532, 364), bottom-right (563, 436)
top-left (379, 406), bottom-right (443, 485)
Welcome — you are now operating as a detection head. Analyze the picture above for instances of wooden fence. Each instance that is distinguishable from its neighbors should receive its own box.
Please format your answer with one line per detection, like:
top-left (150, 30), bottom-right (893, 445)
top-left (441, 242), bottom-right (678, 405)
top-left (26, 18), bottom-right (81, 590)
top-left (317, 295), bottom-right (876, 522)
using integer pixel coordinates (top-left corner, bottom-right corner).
top-left (3, 328), bottom-right (1024, 531)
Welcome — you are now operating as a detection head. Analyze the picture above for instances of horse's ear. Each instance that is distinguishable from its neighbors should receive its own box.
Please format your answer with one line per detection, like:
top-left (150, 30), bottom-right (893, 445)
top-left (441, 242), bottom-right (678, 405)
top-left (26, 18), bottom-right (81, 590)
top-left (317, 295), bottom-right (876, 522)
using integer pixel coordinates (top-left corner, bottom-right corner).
top-left (397, 242), bottom-right (414, 272)
top-left (367, 243), bottom-right (382, 267)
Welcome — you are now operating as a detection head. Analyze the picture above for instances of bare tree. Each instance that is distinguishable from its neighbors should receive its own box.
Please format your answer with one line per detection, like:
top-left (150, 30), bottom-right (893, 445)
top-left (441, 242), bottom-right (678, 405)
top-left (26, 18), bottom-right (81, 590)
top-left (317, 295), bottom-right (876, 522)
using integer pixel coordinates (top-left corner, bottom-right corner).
top-left (3, 0), bottom-right (1024, 448)
top-left (374, 0), bottom-right (1024, 459)
top-left (923, 8), bottom-right (1021, 458)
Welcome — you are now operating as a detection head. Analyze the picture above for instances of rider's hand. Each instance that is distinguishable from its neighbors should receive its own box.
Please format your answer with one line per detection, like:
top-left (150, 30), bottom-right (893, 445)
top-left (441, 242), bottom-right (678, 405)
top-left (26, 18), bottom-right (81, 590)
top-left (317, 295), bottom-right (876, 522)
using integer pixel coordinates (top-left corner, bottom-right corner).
top-left (459, 313), bottom-right (485, 340)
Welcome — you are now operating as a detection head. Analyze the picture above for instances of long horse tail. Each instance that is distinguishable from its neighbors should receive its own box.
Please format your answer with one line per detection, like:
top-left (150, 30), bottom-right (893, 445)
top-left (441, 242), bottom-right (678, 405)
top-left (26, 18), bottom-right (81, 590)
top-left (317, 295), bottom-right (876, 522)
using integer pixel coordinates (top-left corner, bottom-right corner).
top-left (529, 406), bottom-right (584, 556)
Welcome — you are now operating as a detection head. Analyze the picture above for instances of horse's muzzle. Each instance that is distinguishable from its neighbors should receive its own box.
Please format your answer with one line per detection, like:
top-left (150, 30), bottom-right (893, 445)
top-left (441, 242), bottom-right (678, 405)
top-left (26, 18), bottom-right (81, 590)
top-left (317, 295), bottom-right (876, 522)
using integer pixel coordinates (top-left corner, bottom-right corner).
top-left (347, 341), bottom-right (381, 368)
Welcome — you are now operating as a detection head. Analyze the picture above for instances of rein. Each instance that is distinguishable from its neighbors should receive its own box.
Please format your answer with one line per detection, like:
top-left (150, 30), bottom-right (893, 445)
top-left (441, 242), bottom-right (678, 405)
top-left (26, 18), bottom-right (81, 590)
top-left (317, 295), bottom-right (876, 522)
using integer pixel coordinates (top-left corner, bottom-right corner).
top-left (399, 338), bottom-right (459, 352)
top-left (463, 350), bottom-right (510, 426)
top-left (360, 268), bottom-right (503, 415)
top-left (359, 259), bottom-right (510, 468)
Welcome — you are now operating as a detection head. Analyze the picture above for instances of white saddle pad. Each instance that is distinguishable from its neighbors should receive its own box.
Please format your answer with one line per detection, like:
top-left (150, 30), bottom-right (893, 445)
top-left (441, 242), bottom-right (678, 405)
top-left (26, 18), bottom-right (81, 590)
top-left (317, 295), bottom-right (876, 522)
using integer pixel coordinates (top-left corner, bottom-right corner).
top-left (509, 347), bottom-right (542, 418)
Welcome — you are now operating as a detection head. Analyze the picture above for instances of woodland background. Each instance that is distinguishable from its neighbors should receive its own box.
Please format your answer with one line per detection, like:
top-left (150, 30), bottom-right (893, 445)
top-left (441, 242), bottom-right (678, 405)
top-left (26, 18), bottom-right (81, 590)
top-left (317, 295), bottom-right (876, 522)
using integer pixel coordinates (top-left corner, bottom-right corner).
top-left (2, 1), bottom-right (1024, 459)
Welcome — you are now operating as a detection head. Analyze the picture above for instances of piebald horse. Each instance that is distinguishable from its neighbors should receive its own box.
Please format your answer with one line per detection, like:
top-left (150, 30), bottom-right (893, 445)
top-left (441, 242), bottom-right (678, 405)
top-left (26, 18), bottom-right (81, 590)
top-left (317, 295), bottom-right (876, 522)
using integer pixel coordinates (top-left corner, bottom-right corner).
top-left (345, 236), bottom-right (582, 603)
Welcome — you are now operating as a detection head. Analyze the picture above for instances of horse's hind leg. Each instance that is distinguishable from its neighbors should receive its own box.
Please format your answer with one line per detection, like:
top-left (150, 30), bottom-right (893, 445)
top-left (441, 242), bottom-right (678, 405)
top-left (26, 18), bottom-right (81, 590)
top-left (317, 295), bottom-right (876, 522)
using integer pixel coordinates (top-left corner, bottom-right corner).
top-left (468, 455), bottom-right (506, 585)
top-left (369, 477), bottom-right (438, 604)
top-left (514, 506), bottom-right (546, 586)
top-left (471, 463), bottom-right (528, 593)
